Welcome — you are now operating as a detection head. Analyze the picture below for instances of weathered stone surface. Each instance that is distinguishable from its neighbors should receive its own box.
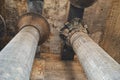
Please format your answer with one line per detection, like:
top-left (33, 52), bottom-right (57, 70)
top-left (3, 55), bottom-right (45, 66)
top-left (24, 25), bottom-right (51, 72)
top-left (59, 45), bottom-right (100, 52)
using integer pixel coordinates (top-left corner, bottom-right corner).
top-left (70, 31), bottom-right (120, 80)
top-left (16, 0), bottom-right (27, 16)
top-left (41, 0), bottom-right (70, 54)
top-left (0, 0), bottom-right (27, 50)
top-left (79, 0), bottom-right (120, 63)
top-left (0, 0), bottom-right (5, 15)
top-left (31, 59), bottom-right (45, 80)
top-left (5, 0), bottom-right (20, 36)
top-left (0, 0), bottom-right (25, 36)
top-left (83, 0), bottom-right (112, 43)
top-left (101, 0), bottom-right (120, 63)
top-left (0, 27), bottom-right (40, 80)
top-left (31, 53), bottom-right (87, 80)
top-left (0, 15), bottom-right (6, 50)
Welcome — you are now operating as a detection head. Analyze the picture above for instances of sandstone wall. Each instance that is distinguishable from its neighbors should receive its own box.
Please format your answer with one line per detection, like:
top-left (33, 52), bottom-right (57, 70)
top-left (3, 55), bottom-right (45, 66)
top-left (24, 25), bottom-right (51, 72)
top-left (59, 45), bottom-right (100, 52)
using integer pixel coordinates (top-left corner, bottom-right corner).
top-left (41, 0), bottom-right (70, 53)
top-left (83, 0), bottom-right (112, 43)
top-left (83, 0), bottom-right (120, 63)
top-left (101, 0), bottom-right (120, 63)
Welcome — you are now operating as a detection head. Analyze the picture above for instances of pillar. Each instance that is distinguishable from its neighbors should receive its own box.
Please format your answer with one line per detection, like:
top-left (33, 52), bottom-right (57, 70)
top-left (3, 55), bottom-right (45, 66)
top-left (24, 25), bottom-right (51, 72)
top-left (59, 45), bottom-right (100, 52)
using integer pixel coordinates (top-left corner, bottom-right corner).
top-left (60, 18), bottom-right (120, 80)
top-left (0, 13), bottom-right (50, 80)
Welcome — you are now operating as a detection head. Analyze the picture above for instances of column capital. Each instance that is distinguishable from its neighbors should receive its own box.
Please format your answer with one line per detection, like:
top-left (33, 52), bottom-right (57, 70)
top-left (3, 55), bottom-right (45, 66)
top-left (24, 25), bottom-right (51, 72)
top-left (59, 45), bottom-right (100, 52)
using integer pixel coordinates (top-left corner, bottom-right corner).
top-left (18, 13), bottom-right (50, 45)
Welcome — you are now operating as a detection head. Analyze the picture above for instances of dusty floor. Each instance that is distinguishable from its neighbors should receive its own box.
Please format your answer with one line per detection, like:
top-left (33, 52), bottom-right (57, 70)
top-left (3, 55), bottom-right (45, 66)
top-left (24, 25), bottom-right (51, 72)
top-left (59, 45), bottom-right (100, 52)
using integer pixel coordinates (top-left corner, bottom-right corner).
top-left (30, 53), bottom-right (87, 80)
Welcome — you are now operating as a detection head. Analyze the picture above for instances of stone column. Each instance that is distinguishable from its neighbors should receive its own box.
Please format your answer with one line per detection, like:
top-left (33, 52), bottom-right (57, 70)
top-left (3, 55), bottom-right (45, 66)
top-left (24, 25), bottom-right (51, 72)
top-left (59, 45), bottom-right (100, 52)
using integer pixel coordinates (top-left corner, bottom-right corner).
top-left (60, 18), bottom-right (120, 80)
top-left (0, 13), bottom-right (50, 80)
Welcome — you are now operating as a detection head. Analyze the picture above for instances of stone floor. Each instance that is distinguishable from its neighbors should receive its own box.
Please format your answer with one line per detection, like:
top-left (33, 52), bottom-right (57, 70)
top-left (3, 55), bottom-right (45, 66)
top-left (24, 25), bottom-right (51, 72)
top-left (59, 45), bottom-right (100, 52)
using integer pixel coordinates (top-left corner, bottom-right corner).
top-left (30, 53), bottom-right (87, 80)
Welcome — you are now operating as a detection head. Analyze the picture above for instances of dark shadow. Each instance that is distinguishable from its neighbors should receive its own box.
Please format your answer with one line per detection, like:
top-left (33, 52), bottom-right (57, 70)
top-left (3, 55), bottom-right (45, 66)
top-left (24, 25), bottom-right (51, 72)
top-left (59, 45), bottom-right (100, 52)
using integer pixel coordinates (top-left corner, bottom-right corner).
top-left (68, 4), bottom-right (84, 21)
top-left (27, 0), bottom-right (44, 14)
top-left (61, 43), bottom-right (75, 60)
top-left (63, 61), bottom-right (76, 80)
top-left (0, 15), bottom-right (5, 50)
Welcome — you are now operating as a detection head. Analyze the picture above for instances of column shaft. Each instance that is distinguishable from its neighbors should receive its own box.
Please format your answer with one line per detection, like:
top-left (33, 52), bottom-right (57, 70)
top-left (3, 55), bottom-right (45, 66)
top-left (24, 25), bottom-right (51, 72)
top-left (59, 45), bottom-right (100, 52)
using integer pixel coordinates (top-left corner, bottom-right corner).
top-left (70, 32), bottom-right (120, 80)
top-left (0, 26), bottom-right (39, 80)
